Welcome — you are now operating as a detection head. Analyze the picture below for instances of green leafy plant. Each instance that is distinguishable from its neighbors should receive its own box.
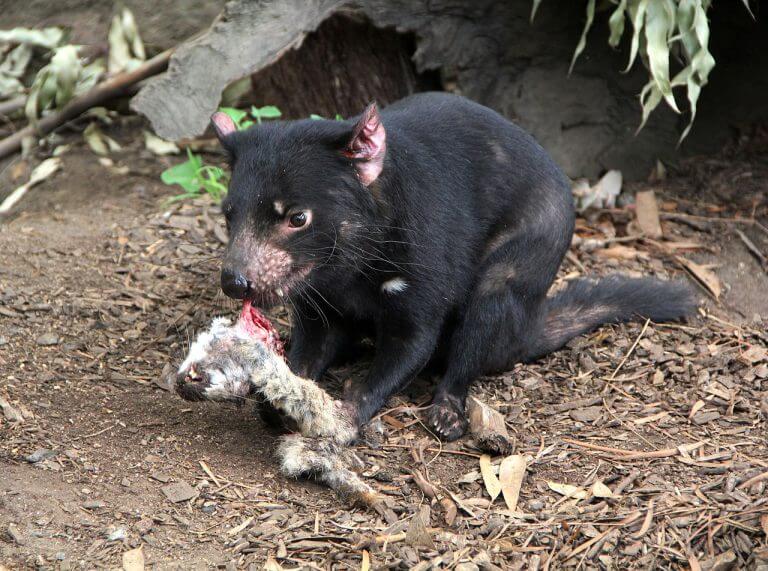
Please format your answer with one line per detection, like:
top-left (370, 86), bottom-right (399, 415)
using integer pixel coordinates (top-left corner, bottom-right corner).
top-left (160, 105), bottom-right (285, 202)
top-left (160, 149), bottom-right (228, 203)
top-left (251, 105), bottom-right (281, 124)
top-left (160, 105), bottom-right (348, 203)
top-left (532, 0), bottom-right (752, 142)
top-left (219, 106), bottom-right (253, 130)
top-left (310, 113), bottom-right (344, 121)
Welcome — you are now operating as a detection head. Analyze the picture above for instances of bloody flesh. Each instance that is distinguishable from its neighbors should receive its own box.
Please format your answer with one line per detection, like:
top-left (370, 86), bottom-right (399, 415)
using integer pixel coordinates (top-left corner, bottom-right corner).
top-left (239, 300), bottom-right (285, 356)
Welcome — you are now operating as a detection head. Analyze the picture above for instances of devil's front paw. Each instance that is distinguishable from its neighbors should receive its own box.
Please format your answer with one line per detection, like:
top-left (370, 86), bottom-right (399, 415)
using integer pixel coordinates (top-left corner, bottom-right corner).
top-left (427, 394), bottom-right (468, 442)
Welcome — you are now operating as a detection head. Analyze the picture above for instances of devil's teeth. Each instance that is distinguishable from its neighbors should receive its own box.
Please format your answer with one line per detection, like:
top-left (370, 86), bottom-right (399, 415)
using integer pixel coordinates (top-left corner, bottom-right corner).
top-left (276, 288), bottom-right (285, 297)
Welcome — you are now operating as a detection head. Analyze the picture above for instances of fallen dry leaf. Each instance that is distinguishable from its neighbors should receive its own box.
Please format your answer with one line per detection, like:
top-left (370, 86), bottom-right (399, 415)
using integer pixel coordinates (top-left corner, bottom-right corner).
top-left (84, 122), bottom-right (121, 156)
top-left (405, 505), bottom-right (435, 549)
top-left (677, 256), bottom-right (722, 299)
top-left (547, 481), bottom-right (587, 500)
top-left (635, 190), bottom-right (663, 239)
top-left (480, 454), bottom-right (502, 502)
top-left (0, 157), bottom-right (62, 214)
top-left (263, 556), bottom-right (283, 571)
top-left (591, 480), bottom-right (614, 498)
top-left (227, 515), bottom-right (253, 536)
top-left (740, 345), bottom-right (768, 365)
top-left (634, 411), bottom-right (669, 425)
top-left (122, 546), bottom-right (144, 571)
top-left (144, 130), bottom-right (179, 155)
top-left (361, 549), bottom-right (371, 571)
top-left (689, 400), bottom-right (706, 419)
top-left (498, 455), bottom-right (526, 511)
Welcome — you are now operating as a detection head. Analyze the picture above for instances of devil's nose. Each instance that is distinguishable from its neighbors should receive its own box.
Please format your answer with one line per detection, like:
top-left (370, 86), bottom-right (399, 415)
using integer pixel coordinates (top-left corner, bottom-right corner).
top-left (221, 268), bottom-right (251, 299)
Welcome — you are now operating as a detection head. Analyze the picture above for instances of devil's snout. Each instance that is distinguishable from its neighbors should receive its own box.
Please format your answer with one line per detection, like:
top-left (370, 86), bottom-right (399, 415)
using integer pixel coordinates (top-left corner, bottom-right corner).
top-left (221, 268), bottom-right (251, 299)
top-left (221, 242), bottom-right (293, 302)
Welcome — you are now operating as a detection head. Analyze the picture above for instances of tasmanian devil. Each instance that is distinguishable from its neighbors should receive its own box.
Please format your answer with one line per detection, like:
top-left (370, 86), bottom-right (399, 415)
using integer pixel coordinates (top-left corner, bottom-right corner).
top-left (210, 92), bottom-right (695, 442)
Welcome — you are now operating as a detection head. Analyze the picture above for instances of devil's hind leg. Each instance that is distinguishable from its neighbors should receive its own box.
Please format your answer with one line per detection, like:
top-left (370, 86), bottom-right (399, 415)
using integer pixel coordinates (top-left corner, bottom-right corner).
top-left (428, 232), bottom-right (563, 441)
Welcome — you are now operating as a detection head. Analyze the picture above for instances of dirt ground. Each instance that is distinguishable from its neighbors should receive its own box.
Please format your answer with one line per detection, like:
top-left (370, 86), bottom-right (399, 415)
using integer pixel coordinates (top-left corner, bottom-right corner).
top-left (1, 115), bottom-right (767, 571)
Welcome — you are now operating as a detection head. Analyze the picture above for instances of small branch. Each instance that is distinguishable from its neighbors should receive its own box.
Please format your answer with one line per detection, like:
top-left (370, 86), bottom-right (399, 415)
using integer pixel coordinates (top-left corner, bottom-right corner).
top-left (734, 228), bottom-right (768, 270)
top-left (0, 49), bottom-right (172, 160)
top-left (563, 437), bottom-right (705, 460)
top-left (0, 96), bottom-right (26, 118)
top-left (608, 318), bottom-right (650, 380)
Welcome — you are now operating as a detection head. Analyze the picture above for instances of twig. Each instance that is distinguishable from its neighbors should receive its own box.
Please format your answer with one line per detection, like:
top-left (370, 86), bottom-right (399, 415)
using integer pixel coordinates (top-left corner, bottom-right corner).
top-left (0, 49), bottom-right (172, 160)
top-left (199, 460), bottom-right (223, 487)
top-left (737, 470), bottom-right (768, 490)
top-left (734, 228), bottom-right (768, 270)
top-left (376, 444), bottom-right (481, 458)
top-left (562, 437), bottom-right (705, 460)
top-left (73, 422), bottom-right (119, 440)
top-left (0, 96), bottom-right (26, 118)
top-left (608, 318), bottom-right (650, 380)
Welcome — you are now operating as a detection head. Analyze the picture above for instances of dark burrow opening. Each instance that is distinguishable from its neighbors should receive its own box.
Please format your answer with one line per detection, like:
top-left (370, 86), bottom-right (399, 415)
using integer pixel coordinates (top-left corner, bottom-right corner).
top-left (238, 13), bottom-right (443, 120)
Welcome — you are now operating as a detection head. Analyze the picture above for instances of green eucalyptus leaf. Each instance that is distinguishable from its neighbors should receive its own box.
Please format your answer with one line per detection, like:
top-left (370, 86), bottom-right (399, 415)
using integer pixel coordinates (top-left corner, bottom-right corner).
top-left (569, 0), bottom-right (596, 73)
top-left (531, 0), bottom-right (544, 22)
top-left (219, 107), bottom-right (249, 127)
top-left (255, 105), bottom-right (282, 118)
top-left (608, 0), bottom-right (627, 48)
top-left (0, 27), bottom-right (64, 49)
top-left (643, 0), bottom-right (679, 113)
top-left (624, 0), bottom-right (648, 72)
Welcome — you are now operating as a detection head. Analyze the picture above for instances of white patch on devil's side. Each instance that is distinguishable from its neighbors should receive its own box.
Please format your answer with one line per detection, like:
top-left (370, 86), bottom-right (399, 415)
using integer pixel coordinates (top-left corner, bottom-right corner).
top-left (381, 277), bottom-right (408, 294)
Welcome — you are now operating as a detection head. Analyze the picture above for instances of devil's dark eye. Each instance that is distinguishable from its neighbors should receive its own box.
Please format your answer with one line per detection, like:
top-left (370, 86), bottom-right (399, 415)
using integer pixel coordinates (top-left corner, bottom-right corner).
top-left (289, 212), bottom-right (308, 228)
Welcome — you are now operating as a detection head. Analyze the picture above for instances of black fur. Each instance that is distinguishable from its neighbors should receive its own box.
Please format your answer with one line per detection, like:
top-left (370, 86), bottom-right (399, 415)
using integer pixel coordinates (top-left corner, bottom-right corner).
top-left (218, 92), bottom-right (696, 441)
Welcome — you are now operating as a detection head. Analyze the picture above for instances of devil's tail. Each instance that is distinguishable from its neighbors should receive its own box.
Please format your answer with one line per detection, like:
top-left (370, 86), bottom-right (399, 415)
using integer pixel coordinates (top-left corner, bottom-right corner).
top-left (525, 275), bottom-right (697, 361)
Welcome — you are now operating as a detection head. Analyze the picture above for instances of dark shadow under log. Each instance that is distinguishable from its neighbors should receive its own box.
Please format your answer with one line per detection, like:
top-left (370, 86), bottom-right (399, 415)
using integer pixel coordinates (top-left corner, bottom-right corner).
top-left (242, 14), bottom-right (442, 120)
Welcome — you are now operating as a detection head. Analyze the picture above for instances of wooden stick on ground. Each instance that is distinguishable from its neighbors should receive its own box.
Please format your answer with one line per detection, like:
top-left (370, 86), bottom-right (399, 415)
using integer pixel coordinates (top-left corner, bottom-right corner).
top-left (0, 96), bottom-right (26, 118)
top-left (0, 49), bottom-right (172, 160)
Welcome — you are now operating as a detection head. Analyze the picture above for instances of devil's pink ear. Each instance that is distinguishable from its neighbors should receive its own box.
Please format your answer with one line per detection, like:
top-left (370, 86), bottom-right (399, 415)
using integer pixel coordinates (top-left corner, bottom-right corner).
top-left (211, 112), bottom-right (237, 141)
top-left (344, 103), bottom-right (386, 186)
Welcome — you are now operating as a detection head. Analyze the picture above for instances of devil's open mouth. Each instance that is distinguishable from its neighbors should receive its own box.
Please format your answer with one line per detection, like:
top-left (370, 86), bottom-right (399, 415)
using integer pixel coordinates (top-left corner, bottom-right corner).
top-left (238, 300), bottom-right (285, 356)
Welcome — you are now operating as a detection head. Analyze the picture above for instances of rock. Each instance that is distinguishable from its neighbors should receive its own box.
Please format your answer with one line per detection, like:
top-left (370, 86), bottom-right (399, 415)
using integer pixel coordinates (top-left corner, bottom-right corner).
top-left (0, 336), bottom-right (7, 346)
top-left (35, 332), bottom-right (60, 346)
top-left (82, 500), bottom-right (106, 510)
top-left (161, 481), bottom-right (196, 503)
top-left (7, 523), bottom-right (25, 545)
top-left (25, 449), bottom-right (55, 463)
top-left (474, 430), bottom-right (514, 456)
top-left (106, 527), bottom-right (127, 541)
top-left (0, 399), bottom-right (24, 423)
